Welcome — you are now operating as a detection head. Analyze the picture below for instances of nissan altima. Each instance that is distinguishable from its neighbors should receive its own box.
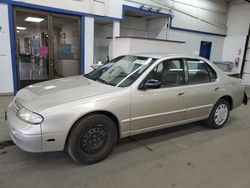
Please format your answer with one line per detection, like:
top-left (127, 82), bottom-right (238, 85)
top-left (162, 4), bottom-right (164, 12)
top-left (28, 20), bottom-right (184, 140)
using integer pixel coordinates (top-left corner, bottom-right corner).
top-left (7, 54), bottom-right (248, 164)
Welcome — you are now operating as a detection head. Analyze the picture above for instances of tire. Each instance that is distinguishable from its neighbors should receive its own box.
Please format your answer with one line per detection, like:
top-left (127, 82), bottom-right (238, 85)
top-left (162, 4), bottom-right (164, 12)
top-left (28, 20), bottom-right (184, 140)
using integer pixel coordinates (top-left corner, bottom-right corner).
top-left (205, 99), bottom-right (230, 129)
top-left (67, 114), bottom-right (118, 164)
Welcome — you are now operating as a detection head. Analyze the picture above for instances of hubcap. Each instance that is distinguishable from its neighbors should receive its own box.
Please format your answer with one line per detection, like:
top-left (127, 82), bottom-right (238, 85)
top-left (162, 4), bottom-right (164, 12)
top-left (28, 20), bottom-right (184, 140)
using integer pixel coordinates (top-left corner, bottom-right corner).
top-left (81, 126), bottom-right (107, 154)
top-left (214, 104), bottom-right (228, 125)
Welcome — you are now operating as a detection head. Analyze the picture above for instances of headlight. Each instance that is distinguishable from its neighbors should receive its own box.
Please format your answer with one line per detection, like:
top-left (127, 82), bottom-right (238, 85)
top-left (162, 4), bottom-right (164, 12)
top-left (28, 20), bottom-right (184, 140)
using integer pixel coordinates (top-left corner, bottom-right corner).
top-left (17, 107), bottom-right (44, 125)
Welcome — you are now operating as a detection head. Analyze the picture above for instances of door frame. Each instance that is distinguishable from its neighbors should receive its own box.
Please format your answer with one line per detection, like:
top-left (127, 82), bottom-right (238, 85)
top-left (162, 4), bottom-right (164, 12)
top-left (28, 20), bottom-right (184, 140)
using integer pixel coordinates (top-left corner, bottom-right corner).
top-left (11, 6), bottom-right (85, 92)
top-left (48, 12), bottom-right (81, 80)
top-left (199, 41), bottom-right (212, 60)
top-left (13, 7), bottom-right (50, 89)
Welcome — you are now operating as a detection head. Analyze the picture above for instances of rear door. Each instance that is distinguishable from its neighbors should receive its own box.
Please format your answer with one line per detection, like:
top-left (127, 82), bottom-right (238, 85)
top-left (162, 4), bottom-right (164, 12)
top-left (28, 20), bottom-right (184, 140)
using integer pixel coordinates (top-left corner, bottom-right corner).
top-left (184, 59), bottom-right (219, 120)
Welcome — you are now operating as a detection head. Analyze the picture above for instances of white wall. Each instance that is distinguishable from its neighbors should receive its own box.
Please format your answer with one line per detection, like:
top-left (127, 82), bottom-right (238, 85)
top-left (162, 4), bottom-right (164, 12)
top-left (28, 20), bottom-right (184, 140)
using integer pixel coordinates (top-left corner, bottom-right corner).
top-left (122, 0), bottom-right (226, 62)
top-left (123, 0), bottom-right (228, 35)
top-left (222, 36), bottom-right (246, 73)
top-left (121, 16), bottom-right (169, 39)
top-left (0, 0), bottom-right (237, 93)
top-left (0, 4), bottom-right (14, 94)
top-left (243, 40), bottom-right (250, 86)
top-left (147, 17), bottom-right (168, 39)
top-left (13, 0), bottom-right (123, 19)
top-left (84, 17), bottom-right (94, 73)
top-left (222, 1), bottom-right (250, 75)
top-left (120, 16), bottom-right (147, 37)
top-left (226, 1), bottom-right (250, 36)
top-left (110, 37), bottom-right (185, 58)
top-left (169, 30), bottom-right (224, 62)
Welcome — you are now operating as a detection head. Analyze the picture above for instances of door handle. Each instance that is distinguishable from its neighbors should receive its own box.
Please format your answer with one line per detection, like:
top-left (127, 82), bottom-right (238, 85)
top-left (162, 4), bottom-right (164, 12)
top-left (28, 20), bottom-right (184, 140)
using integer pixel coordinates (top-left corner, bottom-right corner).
top-left (177, 91), bottom-right (185, 96)
top-left (215, 87), bottom-right (220, 91)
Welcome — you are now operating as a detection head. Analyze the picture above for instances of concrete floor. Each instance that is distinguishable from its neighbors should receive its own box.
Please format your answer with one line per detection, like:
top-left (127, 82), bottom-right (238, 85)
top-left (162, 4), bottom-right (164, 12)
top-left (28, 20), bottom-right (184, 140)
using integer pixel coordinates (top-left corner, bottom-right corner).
top-left (0, 95), bottom-right (250, 188)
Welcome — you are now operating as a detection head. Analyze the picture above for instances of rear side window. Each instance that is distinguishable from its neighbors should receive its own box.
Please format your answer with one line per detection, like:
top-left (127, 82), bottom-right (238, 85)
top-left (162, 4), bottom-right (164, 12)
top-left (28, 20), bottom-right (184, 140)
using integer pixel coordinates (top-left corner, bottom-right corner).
top-left (206, 64), bottom-right (217, 81)
top-left (186, 59), bottom-right (210, 84)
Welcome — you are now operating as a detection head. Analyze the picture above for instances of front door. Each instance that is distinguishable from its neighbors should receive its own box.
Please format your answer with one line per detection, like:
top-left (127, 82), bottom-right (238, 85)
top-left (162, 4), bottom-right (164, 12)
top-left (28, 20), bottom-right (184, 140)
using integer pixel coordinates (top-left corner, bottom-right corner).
top-left (130, 59), bottom-right (187, 134)
top-left (14, 8), bottom-right (81, 89)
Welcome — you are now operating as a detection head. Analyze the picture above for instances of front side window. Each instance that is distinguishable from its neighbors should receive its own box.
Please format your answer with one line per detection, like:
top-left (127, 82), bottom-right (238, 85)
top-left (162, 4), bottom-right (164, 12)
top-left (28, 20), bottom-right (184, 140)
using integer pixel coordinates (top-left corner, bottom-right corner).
top-left (147, 59), bottom-right (185, 88)
top-left (186, 59), bottom-right (210, 84)
top-left (85, 56), bottom-right (156, 87)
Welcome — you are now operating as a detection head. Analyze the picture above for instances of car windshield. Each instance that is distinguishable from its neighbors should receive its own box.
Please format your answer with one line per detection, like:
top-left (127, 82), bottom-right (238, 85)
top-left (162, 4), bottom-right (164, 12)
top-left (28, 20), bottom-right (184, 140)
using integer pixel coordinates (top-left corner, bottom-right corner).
top-left (85, 55), bottom-right (156, 87)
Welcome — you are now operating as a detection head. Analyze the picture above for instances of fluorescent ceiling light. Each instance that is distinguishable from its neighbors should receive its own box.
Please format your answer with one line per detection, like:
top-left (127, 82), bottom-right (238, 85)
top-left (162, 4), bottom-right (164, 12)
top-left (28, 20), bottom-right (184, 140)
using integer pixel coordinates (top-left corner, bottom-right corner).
top-left (25, 17), bottom-right (44, 23)
top-left (16, 26), bottom-right (26, 30)
top-left (17, 30), bottom-right (20, 33)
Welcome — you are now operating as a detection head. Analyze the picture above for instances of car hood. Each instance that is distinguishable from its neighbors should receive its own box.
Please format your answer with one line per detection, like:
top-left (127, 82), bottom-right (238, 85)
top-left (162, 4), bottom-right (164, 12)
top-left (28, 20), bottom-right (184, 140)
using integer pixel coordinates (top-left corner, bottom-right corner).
top-left (15, 76), bottom-right (122, 112)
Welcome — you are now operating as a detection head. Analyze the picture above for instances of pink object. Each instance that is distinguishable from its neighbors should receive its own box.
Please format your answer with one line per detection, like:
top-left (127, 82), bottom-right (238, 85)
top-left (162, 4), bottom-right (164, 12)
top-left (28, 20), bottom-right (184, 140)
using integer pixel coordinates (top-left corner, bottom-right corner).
top-left (39, 47), bottom-right (48, 58)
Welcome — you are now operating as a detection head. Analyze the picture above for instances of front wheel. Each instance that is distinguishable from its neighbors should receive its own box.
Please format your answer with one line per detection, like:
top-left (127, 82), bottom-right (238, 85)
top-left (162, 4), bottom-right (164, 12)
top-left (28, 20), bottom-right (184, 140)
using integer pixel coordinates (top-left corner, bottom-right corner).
top-left (67, 114), bottom-right (118, 164)
top-left (205, 99), bottom-right (230, 129)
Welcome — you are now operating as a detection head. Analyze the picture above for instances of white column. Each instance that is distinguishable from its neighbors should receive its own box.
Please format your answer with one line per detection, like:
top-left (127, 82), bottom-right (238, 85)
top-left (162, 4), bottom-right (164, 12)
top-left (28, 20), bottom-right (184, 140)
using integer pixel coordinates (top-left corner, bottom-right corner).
top-left (111, 21), bottom-right (120, 59)
top-left (0, 4), bottom-right (14, 94)
top-left (84, 17), bottom-right (94, 74)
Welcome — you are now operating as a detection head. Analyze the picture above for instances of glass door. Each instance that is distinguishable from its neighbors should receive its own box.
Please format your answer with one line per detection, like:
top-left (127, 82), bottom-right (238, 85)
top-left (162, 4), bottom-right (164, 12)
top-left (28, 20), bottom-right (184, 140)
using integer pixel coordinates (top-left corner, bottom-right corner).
top-left (14, 8), bottom-right (50, 89)
top-left (14, 8), bottom-right (81, 89)
top-left (50, 14), bottom-right (80, 79)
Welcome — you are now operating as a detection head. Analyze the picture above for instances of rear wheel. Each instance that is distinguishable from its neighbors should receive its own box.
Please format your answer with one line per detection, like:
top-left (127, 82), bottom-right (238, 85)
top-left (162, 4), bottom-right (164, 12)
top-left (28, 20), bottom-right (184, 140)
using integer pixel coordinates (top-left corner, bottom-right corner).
top-left (67, 114), bottom-right (118, 164)
top-left (205, 99), bottom-right (230, 129)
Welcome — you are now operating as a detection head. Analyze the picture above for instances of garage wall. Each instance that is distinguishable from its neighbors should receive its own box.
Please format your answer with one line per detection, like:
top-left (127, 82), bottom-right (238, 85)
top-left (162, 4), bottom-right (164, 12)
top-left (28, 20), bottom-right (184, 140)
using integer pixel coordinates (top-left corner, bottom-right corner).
top-left (109, 37), bottom-right (185, 58)
top-left (222, 1), bottom-right (250, 75)
top-left (222, 36), bottom-right (246, 74)
top-left (84, 17), bottom-right (94, 74)
top-left (121, 16), bottom-right (147, 37)
top-left (12, 0), bottom-right (123, 19)
top-left (147, 17), bottom-right (168, 39)
top-left (0, 3), bottom-right (14, 94)
top-left (0, 0), bottom-right (236, 94)
top-left (226, 1), bottom-right (250, 36)
top-left (123, 0), bottom-right (228, 35)
top-left (120, 16), bottom-right (169, 39)
top-left (169, 30), bottom-right (224, 62)
top-left (123, 0), bottom-right (227, 62)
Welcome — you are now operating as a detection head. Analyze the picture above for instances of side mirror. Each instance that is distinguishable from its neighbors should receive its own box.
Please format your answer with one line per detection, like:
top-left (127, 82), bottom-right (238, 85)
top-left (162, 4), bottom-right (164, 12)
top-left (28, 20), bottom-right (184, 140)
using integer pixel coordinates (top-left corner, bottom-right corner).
top-left (142, 79), bottom-right (161, 90)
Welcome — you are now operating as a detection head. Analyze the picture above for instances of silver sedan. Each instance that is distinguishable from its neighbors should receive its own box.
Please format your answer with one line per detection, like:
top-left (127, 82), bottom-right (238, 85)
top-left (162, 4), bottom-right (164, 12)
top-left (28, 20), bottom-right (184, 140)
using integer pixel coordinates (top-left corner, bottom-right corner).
top-left (7, 54), bottom-right (248, 164)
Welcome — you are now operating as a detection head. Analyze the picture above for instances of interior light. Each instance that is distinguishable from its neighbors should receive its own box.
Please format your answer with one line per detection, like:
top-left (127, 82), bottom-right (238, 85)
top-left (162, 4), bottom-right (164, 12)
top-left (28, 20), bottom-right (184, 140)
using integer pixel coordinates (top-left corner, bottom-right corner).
top-left (16, 26), bottom-right (26, 30)
top-left (17, 30), bottom-right (20, 33)
top-left (25, 17), bottom-right (44, 23)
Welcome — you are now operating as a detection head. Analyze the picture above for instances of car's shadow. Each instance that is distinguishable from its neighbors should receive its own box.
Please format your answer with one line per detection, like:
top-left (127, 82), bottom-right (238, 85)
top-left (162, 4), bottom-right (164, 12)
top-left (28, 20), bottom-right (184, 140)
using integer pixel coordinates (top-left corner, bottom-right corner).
top-left (115, 121), bottom-right (206, 153)
top-left (1, 115), bottom-right (240, 167)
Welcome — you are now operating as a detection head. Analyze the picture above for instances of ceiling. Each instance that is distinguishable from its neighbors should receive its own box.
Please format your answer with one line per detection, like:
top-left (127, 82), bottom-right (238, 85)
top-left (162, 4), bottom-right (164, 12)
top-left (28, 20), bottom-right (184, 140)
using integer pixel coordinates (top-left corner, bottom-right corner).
top-left (15, 10), bottom-right (78, 36)
top-left (125, 9), bottom-right (163, 19)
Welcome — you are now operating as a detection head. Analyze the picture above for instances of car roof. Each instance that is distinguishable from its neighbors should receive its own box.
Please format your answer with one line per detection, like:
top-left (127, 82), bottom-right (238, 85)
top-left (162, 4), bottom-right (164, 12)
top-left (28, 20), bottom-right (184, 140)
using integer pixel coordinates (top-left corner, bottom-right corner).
top-left (129, 53), bottom-right (204, 60)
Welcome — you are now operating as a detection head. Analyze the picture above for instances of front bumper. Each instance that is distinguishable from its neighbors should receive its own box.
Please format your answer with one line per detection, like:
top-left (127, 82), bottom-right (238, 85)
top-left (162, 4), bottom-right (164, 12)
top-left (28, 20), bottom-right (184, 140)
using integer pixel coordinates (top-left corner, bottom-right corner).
top-left (6, 103), bottom-right (42, 152)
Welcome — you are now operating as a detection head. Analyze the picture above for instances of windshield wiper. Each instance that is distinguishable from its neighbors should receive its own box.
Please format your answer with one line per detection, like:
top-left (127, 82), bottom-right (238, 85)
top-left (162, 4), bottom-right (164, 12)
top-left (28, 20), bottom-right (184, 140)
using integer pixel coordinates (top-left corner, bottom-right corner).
top-left (84, 74), bottom-right (94, 80)
top-left (96, 77), bottom-right (115, 86)
top-left (96, 77), bottom-right (108, 84)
